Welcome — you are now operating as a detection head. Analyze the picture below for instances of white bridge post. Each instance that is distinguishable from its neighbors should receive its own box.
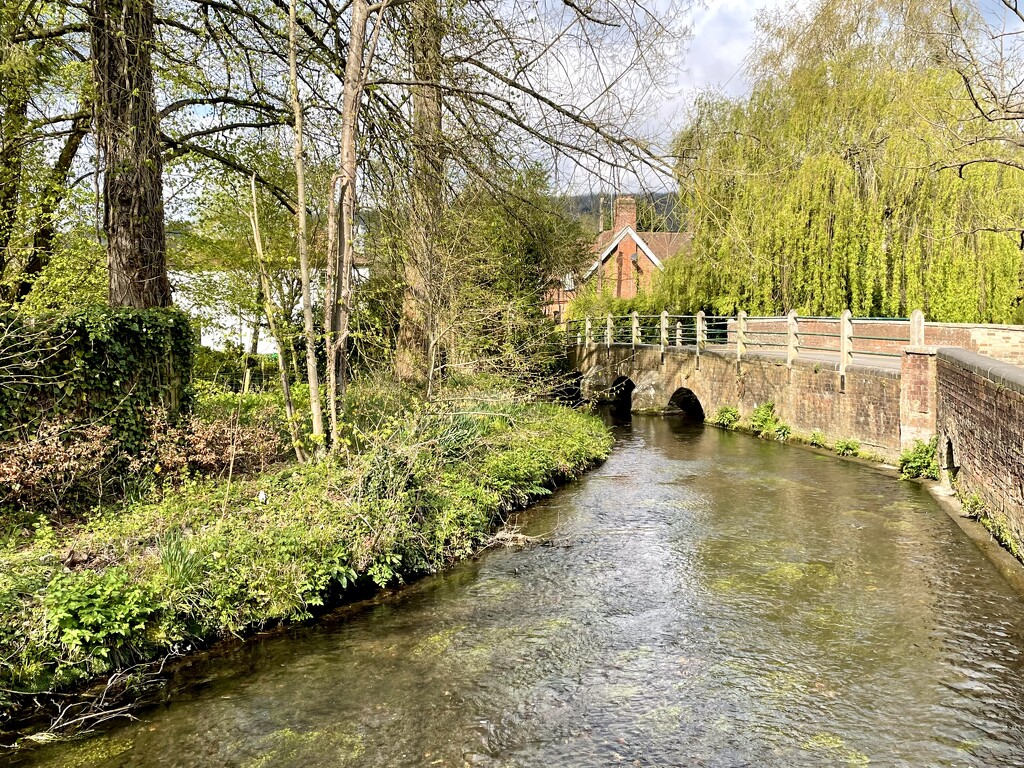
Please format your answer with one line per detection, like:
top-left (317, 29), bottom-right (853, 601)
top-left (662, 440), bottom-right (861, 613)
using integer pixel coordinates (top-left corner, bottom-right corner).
top-left (840, 309), bottom-right (853, 376)
top-left (696, 311), bottom-right (706, 355)
top-left (787, 310), bottom-right (799, 367)
top-left (660, 310), bottom-right (669, 354)
top-left (675, 321), bottom-right (683, 347)
top-left (584, 316), bottom-right (592, 348)
top-left (631, 311), bottom-right (640, 347)
top-left (606, 313), bottom-right (613, 349)
top-left (736, 310), bottom-right (747, 361)
top-left (909, 308), bottom-right (925, 346)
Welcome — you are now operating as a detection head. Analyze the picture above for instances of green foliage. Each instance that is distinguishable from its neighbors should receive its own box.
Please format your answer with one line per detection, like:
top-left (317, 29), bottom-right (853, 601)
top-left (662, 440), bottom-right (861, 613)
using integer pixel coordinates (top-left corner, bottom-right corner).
top-left (0, 307), bottom-right (195, 451)
top-left (365, 167), bottom-right (589, 382)
top-left (660, 0), bottom-right (1024, 322)
top-left (193, 345), bottom-right (276, 392)
top-left (961, 493), bottom-right (985, 518)
top-left (43, 569), bottom-right (159, 670)
top-left (962, 493), bottom-right (1024, 563)
top-left (0, 308), bottom-right (196, 516)
top-left (899, 437), bottom-right (939, 480)
top-left (566, 279), bottom-right (665, 321)
top-left (710, 406), bottom-right (740, 429)
top-left (834, 439), bottom-right (861, 457)
top-left (0, 395), bottom-right (612, 708)
top-left (809, 430), bottom-right (828, 448)
top-left (749, 402), bottom-right (790, 441)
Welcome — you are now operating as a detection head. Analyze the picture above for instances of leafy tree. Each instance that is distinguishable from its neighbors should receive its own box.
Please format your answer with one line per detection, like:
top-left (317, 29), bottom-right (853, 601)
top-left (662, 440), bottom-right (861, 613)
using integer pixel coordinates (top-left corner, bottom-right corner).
top-left (660, 0), bottom-right (1024, 322)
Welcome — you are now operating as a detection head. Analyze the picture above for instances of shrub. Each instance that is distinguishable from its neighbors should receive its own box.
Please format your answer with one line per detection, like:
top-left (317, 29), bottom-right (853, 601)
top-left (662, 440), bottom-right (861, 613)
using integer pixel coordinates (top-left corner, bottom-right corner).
top-left (710, 406), bottom-right (740, 429)
top-left (834, 438), bottom-right (860, 457)
top-left (809, 430), bottom-right (828, 448)
top-left (147, 410), bottom-right (288, 479)
top-left (899, 437), bottom-right (939, 480)
top-left (749, 402), bottom-right (790, 441)
top-left (0, 419), bottom-right (114, 518)
top-left (43, 568), bottom-right (160, 675)
top-left (0, 307), bottom-right (195, 451)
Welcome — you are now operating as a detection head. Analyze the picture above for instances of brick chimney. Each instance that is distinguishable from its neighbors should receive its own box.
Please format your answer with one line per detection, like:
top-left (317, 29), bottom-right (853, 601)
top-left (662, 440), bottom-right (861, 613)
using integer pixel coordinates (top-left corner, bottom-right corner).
top-left (613, 195), bottom-right (637, 232)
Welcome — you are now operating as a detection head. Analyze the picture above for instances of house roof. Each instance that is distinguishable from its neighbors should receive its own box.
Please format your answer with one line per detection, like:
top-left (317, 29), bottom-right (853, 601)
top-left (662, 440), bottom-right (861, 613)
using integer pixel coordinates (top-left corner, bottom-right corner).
top-left (583, 227), bottom-right (689, 280)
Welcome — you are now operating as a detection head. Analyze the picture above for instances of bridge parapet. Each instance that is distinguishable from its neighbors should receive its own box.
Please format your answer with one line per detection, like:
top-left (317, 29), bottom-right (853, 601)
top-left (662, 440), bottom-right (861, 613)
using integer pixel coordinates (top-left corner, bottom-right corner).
top-left (567, 310), bottom-right (1024, 369)
top-left (568, 309), bottom-right (1024, 461)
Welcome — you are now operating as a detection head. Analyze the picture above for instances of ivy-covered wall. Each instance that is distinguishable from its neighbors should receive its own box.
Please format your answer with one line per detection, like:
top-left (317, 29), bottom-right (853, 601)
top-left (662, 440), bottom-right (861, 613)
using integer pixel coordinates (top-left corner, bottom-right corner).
top-left (0, 307), bottom-right (195, 452)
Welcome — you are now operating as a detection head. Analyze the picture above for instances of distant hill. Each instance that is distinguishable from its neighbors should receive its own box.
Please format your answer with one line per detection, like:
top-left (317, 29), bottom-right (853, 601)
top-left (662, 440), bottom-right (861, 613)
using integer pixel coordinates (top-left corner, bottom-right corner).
top-left (559, 192), bottom-right (682, 234)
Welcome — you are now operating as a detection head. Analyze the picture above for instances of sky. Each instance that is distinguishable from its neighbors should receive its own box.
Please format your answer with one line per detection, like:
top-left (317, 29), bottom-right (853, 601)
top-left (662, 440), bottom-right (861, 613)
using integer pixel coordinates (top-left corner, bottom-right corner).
top-left (557, 0), bottom-right (803, 194)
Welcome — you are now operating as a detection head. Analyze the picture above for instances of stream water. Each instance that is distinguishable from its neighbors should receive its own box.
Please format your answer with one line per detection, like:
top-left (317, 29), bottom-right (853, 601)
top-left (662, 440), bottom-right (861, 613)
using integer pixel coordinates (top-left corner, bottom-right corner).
top-left (11, 416), bottom-right (1024, 767)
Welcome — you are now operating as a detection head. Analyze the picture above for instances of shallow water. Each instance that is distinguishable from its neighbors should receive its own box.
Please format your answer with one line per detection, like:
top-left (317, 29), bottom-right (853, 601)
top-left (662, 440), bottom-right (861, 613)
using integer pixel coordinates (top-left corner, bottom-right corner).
top-left (12, 417), bottom-right (1024, 767)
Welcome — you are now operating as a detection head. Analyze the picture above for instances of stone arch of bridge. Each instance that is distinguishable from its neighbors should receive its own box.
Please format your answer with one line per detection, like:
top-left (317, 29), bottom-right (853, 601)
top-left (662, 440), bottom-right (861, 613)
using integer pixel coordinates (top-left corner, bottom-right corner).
top-left (610, 375), bottom-right (635, 402)
top-left (609, 375), bottom-right (636, 417)
top-left (666, 386), bottom-right (705, 423)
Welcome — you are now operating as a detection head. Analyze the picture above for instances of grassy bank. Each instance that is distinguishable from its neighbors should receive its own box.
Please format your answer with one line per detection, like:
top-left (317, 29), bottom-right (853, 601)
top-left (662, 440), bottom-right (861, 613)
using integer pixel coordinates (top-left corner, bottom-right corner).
top-left (0, 395), bottom-right (612, 728)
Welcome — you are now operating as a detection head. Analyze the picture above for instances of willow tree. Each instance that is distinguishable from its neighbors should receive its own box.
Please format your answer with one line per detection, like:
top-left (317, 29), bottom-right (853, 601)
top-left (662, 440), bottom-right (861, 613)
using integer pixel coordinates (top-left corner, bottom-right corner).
top-left (663, 0), bottom-right (1024, 323)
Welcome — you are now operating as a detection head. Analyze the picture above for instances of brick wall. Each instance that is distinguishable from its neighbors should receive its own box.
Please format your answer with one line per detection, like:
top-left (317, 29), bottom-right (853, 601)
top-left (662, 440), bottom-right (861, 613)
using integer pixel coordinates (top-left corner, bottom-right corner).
top-left (593, 240), bottom-right (658, 300)
top-left (936, 349), bottom-right (1024, 546)
top-left (927, 324), bottom-right (1024, 365)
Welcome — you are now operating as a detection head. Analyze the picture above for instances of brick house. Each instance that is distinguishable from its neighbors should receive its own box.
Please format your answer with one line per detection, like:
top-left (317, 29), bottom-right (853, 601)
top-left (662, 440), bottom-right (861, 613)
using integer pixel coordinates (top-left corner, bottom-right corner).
top-left (543, 196), bottom-right (688, 322)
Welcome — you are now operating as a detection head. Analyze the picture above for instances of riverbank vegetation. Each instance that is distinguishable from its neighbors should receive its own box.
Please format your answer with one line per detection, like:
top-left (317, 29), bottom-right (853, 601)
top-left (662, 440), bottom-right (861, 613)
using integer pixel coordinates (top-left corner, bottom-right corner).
top-left (899, 439), bottom-right (940, 480)
top-left (0, 379), bottom-right (611, 728)
top-left (962, 493), bottom-right (1024, 565)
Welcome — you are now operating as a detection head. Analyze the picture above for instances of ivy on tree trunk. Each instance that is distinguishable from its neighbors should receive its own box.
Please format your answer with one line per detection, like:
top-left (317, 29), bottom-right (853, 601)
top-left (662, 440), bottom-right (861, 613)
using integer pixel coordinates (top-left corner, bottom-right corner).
top-left (91, 0), bottom-right (171, 308)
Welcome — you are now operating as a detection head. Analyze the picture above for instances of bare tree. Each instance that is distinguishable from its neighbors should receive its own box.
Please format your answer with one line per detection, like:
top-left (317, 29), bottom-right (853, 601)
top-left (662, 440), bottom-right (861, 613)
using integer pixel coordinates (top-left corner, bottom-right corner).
top-left (944, 1), bottom-right (1024, 183)
top-left (288, 0), bottom-right (326, 441)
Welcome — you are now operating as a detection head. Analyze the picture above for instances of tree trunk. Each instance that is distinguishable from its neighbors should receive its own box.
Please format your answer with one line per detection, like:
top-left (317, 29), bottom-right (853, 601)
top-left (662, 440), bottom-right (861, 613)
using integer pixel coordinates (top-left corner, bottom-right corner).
top-left (250, 176), bottom-right (307, 463)
top-left (241, 309), bottom-right (261, 395)
top-left (17, 111), bottom-right (90, 300)
top-left (325, 0), bottom-right (370, 448)
top-left (91, 0), bottom-right (171, 308)
top-left (0, 93), bottom-right (28, 285)
top-left (394, 0), bottom-right (443, 388)
top-left (288, 0), bottom-right (325, 441)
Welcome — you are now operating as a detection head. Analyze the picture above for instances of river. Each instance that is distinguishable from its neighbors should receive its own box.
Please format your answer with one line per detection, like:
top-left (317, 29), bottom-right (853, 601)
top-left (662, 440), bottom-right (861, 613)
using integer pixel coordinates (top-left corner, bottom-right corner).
top-left (12, 416), bottom-right (1024, 767)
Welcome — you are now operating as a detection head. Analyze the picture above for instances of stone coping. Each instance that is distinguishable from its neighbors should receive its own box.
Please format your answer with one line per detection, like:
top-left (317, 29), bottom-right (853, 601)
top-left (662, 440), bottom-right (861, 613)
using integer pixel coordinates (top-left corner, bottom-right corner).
top-left (846, 363), bottom-right (901, 380)
top-left (937, 347), bottom-right (1024, 398)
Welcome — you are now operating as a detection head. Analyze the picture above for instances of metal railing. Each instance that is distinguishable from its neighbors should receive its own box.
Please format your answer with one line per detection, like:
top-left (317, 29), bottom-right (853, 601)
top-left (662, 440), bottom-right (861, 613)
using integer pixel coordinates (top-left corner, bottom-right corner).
top-left (567, 309), bottom-right (928, 376)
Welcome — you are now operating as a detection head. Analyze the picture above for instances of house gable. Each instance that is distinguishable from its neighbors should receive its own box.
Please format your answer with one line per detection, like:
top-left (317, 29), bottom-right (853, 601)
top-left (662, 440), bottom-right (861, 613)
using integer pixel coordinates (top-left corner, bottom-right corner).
top-left (582, 227), bottom-right (666, 280)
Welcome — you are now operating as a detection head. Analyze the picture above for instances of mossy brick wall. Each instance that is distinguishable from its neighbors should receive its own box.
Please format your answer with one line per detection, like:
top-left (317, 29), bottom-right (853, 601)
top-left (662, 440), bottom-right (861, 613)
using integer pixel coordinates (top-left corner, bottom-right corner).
top-left (936, 349), bottom-right (1024, 543)
top-left (0, 308), bottom-right (194, 450)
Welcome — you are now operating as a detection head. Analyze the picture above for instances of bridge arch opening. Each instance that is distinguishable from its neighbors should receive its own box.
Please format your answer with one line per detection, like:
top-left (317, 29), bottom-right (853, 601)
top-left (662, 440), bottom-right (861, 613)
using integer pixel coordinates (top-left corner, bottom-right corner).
top-left (666, 387), bottom-right (705, 423)
top-left (609, 376), bottom-right (636, 419)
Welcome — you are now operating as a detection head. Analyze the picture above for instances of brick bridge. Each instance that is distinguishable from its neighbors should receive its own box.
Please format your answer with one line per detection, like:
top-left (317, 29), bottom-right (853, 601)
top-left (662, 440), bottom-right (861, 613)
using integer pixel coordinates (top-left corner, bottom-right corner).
top-left (567, 310), bottom-right (1024, 549)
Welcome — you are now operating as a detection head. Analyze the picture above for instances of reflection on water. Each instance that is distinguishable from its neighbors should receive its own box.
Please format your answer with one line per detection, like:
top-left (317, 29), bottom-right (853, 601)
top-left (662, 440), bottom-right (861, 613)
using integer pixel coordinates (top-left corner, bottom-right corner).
top-left (13, 417), bottom-right (1024, 767)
